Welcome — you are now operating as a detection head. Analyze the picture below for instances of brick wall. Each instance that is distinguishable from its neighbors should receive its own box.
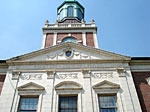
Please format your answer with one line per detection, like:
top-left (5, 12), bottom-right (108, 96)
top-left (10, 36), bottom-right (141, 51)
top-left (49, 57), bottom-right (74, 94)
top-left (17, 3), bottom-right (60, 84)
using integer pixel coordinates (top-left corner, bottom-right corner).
top-left (0, 75), bottom-right (6, 95)
top-left (57, 33), bottom-right (82, 44)
top-left (86, 32), bottom-right (94, 47)
top-left (45, 33), bottom-right (54, 48)
top-left (132, 72), bottom-right (150, 112)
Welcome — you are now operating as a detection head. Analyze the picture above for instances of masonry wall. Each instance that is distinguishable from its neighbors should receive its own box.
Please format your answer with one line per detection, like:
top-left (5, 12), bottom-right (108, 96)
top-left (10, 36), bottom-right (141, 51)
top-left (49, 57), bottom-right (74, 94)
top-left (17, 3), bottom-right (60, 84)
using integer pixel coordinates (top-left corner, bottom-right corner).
top-left (132, 72), bottom-right (150, 112)
top-left (86, 32), bottom-right (94, 47)
top-left (45, 33), bottom-right (54, 48)
top-left (57, 33), bottom-right (82, 44)
top-left (0, 75), bottom-right (6, 95)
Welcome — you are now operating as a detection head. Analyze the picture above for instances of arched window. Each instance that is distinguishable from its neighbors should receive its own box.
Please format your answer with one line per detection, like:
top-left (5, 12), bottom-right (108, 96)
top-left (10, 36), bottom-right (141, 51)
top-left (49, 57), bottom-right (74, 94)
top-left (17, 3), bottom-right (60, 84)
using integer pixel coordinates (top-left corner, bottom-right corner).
top-left (60, 9), bottom-right (64, 20)
top-left (77, 9), bottom-right (83, 20)
top-left (62, 37), bottom-right (77, 43)
top-left (67, 6), bottom-right (74, 17)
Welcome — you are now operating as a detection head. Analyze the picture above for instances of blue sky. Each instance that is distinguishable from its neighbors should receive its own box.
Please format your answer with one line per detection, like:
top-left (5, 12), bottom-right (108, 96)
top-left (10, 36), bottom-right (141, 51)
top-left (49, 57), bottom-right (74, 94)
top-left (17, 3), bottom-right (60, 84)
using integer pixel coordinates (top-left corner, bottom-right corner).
top-left (0, 0), bottom-right (150, 59)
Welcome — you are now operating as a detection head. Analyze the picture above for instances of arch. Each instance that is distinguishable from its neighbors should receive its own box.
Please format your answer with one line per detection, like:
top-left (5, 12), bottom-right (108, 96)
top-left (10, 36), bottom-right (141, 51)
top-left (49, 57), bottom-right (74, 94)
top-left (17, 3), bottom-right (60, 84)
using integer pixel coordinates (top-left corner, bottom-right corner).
top-left (67, 6), bottom-right (74, 17)
top-left (62, 36), bottom-right (77, 43)
top-left (93, 80), bottom-right (120, 89)
top-left (17, 82), bottom-right (45, 91)
top-left (55, 81), bottom-right (82, 90)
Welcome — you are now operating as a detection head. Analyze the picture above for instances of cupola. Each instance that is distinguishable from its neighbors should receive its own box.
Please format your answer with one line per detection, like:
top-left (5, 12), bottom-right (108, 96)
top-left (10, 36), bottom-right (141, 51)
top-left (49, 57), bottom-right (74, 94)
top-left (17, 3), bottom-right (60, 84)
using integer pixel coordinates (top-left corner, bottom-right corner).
top-left (57, 0), bottom-right (84, 23)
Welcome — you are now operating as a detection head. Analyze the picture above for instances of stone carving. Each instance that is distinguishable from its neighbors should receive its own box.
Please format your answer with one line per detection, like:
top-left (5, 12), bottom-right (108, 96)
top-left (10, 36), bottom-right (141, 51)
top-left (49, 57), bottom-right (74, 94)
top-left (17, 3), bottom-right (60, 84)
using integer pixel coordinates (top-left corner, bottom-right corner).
top-left (58, 73), bottom-right (78, 79)
top-left (74, 52), bottom-right (80, 56)
top-left (12, 72), bottom-right (21, 80)
top-left (117, 68), bottom-right (126, 77)
top-left (58, 52), bottom-right (64, 56)
top-left (93, 73), bottom-right (114, 79)
top-left (82, 70), bottom-right (91, 78)
top-left (81, 54), bottom-right (89, 58)
top-left (47, 54), bottom-right (56, 60)
top-left (21, 73), bottom-right (42, 80)
top-left (47, 71), bottom-right (55, 79)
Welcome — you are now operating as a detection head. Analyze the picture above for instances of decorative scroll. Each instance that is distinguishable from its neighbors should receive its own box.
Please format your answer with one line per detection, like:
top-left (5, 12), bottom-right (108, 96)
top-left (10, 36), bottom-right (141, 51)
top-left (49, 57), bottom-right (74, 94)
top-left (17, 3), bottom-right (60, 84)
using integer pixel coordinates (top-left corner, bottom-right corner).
top-left (47, 54), bottom-right (56, 60)
top-left (58, 73), bottom-right (78, 79)
top-left (93, 73), bottom-right (114, 79)
top-left (74, 52), bottom-right (80, 56)
top-left (21, 73), bottom-right (42, 80)
top-left (81, 54), bottom-right (89, 58)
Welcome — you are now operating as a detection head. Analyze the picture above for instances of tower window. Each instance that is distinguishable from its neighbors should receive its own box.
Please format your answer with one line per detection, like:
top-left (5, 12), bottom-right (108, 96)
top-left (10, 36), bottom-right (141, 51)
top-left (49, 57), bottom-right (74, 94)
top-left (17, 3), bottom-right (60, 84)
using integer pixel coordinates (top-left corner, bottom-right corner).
top-left (67, 6), bottom-right (74, 17)
top-left (60, 9), bottom-right (64, 20)
top-left (77, 9), bottom-right (83, 20)
top-left (62, 37), bottom-right (77, 43)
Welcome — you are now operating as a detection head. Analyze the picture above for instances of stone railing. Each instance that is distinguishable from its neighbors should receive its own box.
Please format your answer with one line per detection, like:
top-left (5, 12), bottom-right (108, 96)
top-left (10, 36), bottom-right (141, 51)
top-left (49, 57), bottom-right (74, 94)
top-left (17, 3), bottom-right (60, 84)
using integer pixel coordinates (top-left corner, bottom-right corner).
top-left (44, 23), bottom-right (95, 28)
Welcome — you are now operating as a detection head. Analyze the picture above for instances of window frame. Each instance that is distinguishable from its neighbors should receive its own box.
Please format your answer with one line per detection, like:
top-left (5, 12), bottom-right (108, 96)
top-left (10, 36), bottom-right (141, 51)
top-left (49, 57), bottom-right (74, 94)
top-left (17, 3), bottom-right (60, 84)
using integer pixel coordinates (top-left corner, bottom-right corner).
top-left (58, 95), bottom-right (78, 112)
top-left (61, 37), bottom-right (77, 43)
top-left (98, 94), bottom-right (117, 112)
top-left (18, 95), bottom-right (39, 112)
top-left (77, 8), bottom-right (83, 20)
top-left (67, 6), bottom-right (74, 17)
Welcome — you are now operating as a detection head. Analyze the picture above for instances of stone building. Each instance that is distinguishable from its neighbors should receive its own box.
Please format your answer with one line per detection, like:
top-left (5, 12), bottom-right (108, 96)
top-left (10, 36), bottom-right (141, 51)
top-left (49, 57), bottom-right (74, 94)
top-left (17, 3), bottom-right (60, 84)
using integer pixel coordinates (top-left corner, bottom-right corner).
top-left (0, 0), bottom-right (149, 112)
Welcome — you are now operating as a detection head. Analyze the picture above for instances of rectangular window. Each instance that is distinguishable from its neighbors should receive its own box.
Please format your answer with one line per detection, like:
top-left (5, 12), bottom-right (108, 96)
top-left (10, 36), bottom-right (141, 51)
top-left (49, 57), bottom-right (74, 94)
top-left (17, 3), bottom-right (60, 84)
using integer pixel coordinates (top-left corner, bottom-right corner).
top-left (18, 96), bottom-right (38, 112)
top-left (98, 95), bottom-right (117, 112)
top-left (59, 96), bottom-right (77, 112)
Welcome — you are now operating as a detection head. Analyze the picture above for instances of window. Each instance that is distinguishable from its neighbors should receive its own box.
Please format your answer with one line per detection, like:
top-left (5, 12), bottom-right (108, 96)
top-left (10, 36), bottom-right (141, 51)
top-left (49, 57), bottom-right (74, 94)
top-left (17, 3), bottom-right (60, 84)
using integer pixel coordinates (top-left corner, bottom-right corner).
top-left (62, 37), bottom-right (77, 43)
top-left (67, 6), bottom-right (74, 17)
top-left (98, 95), bottom-right (117, 112)
top-left (59, 96), bottom-right (77, 112)
top-left (77, 9), bottom-right (83, 20)
top-left (60, 9), bottom-right (64, 20)
top-left (18, 97), bottom-right (38, 112)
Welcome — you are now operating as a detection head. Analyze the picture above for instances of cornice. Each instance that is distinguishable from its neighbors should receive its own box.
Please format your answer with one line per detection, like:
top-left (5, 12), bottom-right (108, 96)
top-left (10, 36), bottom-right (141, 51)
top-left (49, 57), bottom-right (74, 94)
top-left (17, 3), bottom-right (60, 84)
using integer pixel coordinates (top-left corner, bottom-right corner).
top-left (42, 26), bottom-right (97, 31)
top-left (0, 63), bottom-right (8, 68)
top-left (7, 42), bottom-right (130, 62)
top-left (129, 60), bottom-right (150, 65)
top-left (7, 59), bottom-right (130, 66)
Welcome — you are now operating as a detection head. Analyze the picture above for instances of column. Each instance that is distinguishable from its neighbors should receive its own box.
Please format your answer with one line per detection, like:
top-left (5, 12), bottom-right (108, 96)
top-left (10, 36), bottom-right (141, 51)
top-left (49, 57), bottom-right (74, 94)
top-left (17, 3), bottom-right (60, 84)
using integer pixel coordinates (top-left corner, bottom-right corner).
top-left (82, 70), bottom-right (94, 112)
top-left (82, 32), bottom-right (86, 46)
top-left (41, 33), bottom-right (47, 49)
top-left (93, 31), bottom-right (99, 48)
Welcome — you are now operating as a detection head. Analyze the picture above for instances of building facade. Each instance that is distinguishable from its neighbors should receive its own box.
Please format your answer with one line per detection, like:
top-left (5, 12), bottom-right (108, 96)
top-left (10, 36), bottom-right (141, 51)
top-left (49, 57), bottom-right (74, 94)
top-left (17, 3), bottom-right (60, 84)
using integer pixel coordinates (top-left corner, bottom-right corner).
top-left (0, 0), bottom-right (149, 112)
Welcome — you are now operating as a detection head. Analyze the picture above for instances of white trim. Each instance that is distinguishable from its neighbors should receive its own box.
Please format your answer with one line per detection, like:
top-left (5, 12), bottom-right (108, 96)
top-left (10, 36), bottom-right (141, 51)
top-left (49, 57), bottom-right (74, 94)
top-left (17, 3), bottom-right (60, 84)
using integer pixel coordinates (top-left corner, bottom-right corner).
top-left (41, 33), bottom-right (46, 49)
top-left (93, 31), bottom-right (99, 48)
top-left (43, 29), bottom-right (96, 33)
top-left (53, 32), bottom-right (57, 46)
top-left (82, 32), bottom-right (87, 46)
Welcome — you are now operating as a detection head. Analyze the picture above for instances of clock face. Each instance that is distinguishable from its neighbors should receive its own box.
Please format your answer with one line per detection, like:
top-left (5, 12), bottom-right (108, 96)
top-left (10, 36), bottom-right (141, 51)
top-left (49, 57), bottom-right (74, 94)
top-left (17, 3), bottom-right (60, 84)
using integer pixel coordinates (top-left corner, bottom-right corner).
top-left (62, 37), bottom-right (77, 43)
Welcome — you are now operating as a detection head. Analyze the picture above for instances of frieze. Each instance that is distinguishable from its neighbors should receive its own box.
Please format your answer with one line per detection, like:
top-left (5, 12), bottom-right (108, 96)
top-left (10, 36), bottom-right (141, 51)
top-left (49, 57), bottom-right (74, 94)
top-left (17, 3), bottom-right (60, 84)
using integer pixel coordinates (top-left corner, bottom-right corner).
top-left (12, 63), bottom-right (124, 70)
top-left (93, 73), bottom-right (114, 79)
top-left (57, 73), bottom-right (78, 79)
top-left (21, 73), bottom-right (42, 80)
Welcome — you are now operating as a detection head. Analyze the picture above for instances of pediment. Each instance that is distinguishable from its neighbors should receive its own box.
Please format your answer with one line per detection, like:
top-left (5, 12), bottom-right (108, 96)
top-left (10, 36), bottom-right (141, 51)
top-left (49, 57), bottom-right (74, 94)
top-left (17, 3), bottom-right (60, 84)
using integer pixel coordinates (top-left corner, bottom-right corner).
top-left (7, 42), bottom-right (130, 63)
top-left (93, 80), bottom-right (120, 89)
top-left (17, 82), bottom-right (45, 91)
top-left (55, 81), bottom-right (82, 90)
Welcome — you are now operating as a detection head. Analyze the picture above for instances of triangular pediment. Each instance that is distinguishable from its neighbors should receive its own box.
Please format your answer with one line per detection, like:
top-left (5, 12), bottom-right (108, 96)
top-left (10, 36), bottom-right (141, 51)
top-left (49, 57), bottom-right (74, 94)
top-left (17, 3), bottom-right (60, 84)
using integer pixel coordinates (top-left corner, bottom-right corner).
top-left (55, 81), bottom-right (82, 90)
top-left (17, 82), bottom-right (45, 91)
top-left (7, 42), bottom-right (130, 63)
top-left (93, 80), bottom-right (120, 89)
